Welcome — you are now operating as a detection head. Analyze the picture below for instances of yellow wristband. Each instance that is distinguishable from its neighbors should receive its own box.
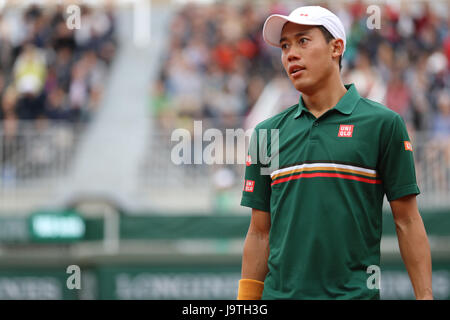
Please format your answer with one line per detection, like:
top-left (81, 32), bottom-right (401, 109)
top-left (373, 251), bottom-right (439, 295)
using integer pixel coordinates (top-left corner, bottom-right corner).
top-left (237, 279), bottom-right (264, 300)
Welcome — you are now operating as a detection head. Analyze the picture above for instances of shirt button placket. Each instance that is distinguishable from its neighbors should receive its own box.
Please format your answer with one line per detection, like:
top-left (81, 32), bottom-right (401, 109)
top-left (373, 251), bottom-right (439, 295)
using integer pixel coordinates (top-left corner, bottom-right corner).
top-left (310, 121), bottom-right (319, 142)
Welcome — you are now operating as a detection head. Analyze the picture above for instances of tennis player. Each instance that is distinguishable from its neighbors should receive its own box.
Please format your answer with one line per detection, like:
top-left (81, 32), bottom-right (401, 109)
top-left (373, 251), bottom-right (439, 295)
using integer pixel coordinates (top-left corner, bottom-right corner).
top-left (238, 6), bottom-right (433, 300)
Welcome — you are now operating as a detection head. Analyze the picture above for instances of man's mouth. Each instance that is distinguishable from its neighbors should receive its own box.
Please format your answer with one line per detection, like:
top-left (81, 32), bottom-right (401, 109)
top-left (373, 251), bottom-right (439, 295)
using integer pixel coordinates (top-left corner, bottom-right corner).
top-left (289, 65), bottom-right (306, 76)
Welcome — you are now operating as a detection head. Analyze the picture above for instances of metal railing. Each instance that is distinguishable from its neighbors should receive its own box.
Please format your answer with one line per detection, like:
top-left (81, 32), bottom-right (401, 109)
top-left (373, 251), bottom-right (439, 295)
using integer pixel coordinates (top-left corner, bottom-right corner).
top-left (0, 121), bottom-right (85, 213)
top-left (412, 133), bottom-right (450, 209)
top-left (1, 123), bottom-right (81, 183)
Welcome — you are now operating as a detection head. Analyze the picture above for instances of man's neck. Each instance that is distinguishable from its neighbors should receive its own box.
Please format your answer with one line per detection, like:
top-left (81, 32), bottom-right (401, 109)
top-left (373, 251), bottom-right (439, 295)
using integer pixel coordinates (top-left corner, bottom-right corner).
top-left (301, 75), bottom-right (347, 119)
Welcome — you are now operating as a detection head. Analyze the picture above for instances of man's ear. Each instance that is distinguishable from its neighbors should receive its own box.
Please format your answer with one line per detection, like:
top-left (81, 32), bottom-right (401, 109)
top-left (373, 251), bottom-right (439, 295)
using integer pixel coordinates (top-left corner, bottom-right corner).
top-left (331, 38), bottom-right (344, 59)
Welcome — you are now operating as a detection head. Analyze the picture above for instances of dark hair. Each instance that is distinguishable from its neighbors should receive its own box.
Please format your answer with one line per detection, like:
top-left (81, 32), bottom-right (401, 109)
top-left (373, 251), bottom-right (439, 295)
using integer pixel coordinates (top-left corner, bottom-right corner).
top-left (317, 25), bottom-right (342, 70)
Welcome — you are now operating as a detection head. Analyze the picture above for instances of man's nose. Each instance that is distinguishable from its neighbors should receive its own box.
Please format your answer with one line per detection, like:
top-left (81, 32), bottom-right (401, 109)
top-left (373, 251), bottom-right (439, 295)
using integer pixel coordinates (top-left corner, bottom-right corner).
top-left (287, 50), bottom-right (300, 62)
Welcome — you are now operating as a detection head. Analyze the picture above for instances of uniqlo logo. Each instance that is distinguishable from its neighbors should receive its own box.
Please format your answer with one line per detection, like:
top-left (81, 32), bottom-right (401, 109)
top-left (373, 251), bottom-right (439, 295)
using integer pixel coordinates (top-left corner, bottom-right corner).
top-left (338, 125), bottom-right (354, 137)
top-left (244, 180), bottom-right (255, 192)
top-left (299, 13), bottom-right (309, 16)
top-left (404, 141), bottom-right (413, 151)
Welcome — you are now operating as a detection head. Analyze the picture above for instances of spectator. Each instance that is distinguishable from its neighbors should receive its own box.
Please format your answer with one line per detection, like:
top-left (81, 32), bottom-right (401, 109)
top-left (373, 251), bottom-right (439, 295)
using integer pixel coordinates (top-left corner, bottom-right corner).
top-left (385, 68), bottom-right (411, 120)
top-left (45, 86), bottom-right (69, 121)
top-left (345, 49), bottom-right (386, 103)
top-left (13, 43), bottom-right (47, 119)
top-left (433, 91), bottom-right (450, 139)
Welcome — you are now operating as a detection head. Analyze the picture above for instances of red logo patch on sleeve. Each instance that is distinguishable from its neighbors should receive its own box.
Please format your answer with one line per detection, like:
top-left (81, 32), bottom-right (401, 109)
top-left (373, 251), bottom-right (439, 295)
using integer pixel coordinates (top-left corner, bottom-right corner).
top-left (244, 180), bottom-right (255, 192)
top-left (404, 141), bottom-right (413, 151)
top-left (338, 125), bottom-right (354, 137)
top-left (246, 155), bottom-right (252, 166)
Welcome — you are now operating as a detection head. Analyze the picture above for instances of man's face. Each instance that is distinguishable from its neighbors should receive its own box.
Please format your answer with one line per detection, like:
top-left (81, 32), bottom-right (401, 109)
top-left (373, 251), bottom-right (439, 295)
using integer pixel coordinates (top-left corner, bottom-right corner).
top-left (280, 22), bottom-right (336, 93)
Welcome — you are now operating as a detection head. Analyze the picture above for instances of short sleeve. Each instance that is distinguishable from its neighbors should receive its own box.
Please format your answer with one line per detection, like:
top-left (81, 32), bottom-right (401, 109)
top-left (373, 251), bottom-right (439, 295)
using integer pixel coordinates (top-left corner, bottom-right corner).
top-left (378, 114), bottom-right (420, 201)
top-left (240, 127), bottom-right (272, 212)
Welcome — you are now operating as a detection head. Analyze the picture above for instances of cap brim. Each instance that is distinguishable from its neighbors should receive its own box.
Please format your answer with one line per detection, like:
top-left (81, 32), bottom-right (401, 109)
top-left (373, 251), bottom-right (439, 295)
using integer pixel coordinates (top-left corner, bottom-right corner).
top-left (263, 14), bottom-right (320, 47)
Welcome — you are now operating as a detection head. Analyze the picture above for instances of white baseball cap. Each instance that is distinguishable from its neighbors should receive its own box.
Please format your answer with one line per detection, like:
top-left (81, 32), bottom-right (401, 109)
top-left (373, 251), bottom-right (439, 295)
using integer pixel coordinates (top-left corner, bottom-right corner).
top-left (263, 6), bottom-right (346, 55)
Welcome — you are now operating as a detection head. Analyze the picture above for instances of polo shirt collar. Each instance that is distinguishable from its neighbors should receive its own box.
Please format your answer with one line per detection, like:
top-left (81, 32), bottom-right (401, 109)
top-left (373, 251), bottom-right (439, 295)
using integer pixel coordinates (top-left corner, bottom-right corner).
top-left (294, 83), bottom-right (360, 119)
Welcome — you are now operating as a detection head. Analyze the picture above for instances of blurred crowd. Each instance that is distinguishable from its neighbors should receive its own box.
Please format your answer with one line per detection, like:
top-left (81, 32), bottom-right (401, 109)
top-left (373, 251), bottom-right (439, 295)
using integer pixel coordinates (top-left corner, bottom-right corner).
top-left (152, 2), bottom-right (275, 132)
top-left (340, 0), bottom-right (449, 139)
top-left (153, 1), bottom-right (449, 135)
top-left (0, 4), bottom-right (117, 182)
top-left (150, 1), bottom-right (449, 205)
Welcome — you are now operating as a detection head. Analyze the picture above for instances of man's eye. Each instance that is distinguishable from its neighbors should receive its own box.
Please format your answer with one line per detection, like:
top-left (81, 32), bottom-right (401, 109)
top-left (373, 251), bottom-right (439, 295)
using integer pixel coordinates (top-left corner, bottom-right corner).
top-left (281, 43), bottom-right (288, 49)
top-left (299, 38), bottom-right (308, 44)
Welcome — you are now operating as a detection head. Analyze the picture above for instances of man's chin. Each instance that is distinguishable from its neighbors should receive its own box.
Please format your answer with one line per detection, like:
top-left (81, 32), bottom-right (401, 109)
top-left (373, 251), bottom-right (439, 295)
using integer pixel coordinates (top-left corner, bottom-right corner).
top-left (292, 80), bottom-right (313, 93)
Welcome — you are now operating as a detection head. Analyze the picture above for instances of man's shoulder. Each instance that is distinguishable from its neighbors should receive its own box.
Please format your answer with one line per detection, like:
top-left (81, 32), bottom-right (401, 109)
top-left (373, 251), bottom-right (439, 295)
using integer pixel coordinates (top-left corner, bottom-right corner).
top-left (254, 103), bottom-right (299, 130)
top-left (357, 97), bottom-right (401, 122)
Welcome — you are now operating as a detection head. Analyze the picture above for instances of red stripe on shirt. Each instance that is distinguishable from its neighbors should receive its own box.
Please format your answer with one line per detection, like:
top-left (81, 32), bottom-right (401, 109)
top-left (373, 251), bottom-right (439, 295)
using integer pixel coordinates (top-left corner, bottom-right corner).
top-left (271, 172), bottom-right (382, 186)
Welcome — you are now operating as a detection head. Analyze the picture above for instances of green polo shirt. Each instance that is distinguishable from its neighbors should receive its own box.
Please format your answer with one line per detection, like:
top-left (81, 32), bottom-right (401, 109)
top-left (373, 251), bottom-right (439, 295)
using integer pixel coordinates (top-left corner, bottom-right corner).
top-left (241, 83), bottom-right (420, 300)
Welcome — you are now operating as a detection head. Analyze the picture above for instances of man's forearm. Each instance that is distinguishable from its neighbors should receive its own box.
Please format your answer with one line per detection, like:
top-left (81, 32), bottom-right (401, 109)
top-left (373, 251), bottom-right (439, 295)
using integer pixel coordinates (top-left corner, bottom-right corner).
top-left (395, 214), bottom-right (433, 299)
top-left (241, 230), bottom-right (270, 281)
